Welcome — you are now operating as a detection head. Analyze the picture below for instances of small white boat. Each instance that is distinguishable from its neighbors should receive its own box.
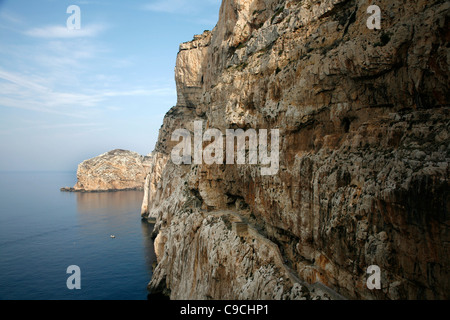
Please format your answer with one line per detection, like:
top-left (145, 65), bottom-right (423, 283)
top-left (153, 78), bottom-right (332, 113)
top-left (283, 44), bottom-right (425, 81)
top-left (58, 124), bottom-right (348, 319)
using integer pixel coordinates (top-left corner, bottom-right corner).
top-left (110, 235), bottom-right (116, 239)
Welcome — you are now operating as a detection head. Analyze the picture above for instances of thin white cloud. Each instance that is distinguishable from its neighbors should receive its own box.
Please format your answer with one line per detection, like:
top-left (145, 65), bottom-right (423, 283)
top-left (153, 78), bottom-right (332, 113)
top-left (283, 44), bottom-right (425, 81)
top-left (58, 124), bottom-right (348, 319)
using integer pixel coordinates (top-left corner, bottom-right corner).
top-left (0, 121), bottom-right (107, 136)
top-left (25, 24), bottom-right (107, 38)
top-left (32, 122), bottom-right (102, 130)
top-left (0, 69), bottom-right (49, 92)
top-left (99, 88), bottom-right (175, 97)
top-left (0, 67), bottom-right (175, 118)
top-left (0, 10), bottom-right (24, 25)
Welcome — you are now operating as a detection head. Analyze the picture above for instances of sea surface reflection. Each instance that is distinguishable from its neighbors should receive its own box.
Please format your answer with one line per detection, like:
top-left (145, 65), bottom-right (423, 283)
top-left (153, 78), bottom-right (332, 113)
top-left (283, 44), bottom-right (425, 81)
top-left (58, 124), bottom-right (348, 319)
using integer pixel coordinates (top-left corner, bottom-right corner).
top-left (0, 172), bottom-right (155, 300)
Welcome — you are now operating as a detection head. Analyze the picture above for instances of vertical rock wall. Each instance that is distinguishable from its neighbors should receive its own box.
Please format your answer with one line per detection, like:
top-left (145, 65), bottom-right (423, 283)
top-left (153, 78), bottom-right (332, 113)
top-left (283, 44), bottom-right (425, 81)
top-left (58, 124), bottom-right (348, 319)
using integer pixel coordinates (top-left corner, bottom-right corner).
top-left (143, 0), bottom-right (449, 300)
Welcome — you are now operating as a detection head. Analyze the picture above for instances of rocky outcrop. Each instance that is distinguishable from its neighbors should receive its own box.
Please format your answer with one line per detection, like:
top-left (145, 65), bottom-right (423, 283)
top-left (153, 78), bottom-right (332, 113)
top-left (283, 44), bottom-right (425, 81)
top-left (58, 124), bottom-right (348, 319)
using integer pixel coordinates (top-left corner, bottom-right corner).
top-left (65, 149), bottom-right (150, 192)
top-left (176, 32), bottom-right (212, 108)
top-left (143, 0), bottom-right (449, 300)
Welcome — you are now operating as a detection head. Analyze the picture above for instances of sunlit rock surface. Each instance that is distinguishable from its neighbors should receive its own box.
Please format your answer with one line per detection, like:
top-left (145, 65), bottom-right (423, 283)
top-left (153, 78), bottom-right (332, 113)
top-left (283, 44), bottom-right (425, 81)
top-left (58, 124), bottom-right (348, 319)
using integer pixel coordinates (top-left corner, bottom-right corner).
top-left (143, 0), bottom-right (449, 300)
top-left (70, 149), bottom-right (150, 192)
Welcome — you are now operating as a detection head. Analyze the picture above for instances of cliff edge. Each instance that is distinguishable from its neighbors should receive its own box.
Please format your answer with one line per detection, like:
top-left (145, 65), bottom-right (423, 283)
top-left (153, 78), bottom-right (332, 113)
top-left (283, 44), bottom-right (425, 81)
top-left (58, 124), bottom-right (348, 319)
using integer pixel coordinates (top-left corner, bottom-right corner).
top-left (143, 0), bottom-right (449, 300)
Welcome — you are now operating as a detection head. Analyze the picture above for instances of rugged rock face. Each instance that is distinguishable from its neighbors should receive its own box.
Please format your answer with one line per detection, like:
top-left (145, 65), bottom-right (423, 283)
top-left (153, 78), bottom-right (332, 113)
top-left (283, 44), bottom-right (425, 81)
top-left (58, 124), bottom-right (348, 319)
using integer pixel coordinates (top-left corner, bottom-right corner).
top-left (143, 0), bottom-right (449, 300)
top-left (176, 32), bottom-right (212, 108)
top-left (69, 149), bottom-right (150, 192)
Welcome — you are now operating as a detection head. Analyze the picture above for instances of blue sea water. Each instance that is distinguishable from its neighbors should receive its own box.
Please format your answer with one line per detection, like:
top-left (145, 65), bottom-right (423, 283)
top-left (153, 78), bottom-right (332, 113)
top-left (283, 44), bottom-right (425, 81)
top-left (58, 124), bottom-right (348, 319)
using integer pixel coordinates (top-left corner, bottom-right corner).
top-left (0, 171), bottom-right (156, 300)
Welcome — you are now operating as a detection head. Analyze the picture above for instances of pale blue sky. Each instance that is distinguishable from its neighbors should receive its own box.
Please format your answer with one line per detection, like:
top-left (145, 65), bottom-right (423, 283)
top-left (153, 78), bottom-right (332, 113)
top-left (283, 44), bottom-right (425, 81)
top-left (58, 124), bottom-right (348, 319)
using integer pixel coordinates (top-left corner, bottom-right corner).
top-left (0, 0), bottom-right (220, 171)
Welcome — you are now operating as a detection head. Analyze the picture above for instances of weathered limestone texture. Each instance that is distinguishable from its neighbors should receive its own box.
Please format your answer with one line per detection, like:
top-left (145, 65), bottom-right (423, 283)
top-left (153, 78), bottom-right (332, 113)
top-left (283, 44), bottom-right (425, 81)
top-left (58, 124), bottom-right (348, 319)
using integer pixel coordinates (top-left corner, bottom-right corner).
top-left (143, 0), bottom-right (449, 300)
top-left (69, 149), bottom-right (149, 192)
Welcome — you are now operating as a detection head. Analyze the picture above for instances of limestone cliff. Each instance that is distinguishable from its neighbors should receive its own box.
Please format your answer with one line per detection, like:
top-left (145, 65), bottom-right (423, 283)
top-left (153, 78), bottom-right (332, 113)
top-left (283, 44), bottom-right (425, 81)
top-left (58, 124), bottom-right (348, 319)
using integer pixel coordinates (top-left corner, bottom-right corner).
top-left (143, 0), bottom-right (449, 300)
top-left (65, 149), bottom-right (150, 192)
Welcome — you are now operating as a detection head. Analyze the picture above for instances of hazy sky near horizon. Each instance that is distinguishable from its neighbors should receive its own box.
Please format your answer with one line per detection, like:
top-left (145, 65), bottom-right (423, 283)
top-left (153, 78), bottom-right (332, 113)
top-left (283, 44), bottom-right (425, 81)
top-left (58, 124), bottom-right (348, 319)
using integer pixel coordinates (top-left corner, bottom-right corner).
top-left (0, 0), bottom-right (220, 171)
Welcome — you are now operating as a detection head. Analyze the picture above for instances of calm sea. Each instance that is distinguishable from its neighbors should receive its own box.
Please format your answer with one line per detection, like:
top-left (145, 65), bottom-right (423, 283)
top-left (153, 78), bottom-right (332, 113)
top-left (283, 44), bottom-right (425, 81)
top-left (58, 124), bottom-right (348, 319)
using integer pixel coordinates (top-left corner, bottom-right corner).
top-left (0, 171), bottom-right (156, 300)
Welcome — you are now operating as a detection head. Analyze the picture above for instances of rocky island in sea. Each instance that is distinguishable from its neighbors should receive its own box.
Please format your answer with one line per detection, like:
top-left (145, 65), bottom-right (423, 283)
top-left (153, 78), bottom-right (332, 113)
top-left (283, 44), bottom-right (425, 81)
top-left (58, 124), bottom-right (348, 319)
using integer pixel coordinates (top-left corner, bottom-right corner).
top-left (61, 149), bottom-right (152, 192)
